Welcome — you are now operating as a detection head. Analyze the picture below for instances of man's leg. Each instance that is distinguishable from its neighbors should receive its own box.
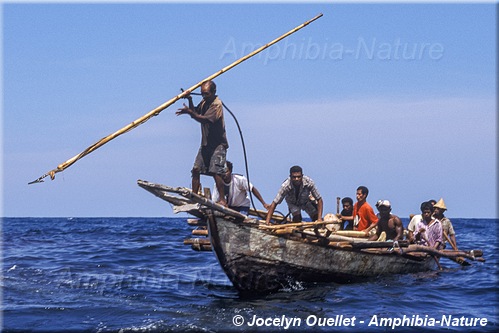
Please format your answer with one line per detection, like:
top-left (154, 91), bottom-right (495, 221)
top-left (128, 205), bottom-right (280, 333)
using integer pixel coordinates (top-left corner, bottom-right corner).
top-left (209, 145), bottom-right (227, 206)
top-left (214, 174), bottom-right (227, 206)
top-left (192, 147), bottom-right (205, 194)
top-left (305, 202), bottom-right (319, 222)
top-left (192, 168), bottom-right (201, 194)
top-left (287, 202), bottom-right (302, 222)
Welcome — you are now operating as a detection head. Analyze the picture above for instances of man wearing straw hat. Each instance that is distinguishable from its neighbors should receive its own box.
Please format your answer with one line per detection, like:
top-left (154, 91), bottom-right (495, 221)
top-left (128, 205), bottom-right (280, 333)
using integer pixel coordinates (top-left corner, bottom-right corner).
top-left (432, 198), bottom-right (458, 249)
top-left (176, 80), bottom-right (229, 206)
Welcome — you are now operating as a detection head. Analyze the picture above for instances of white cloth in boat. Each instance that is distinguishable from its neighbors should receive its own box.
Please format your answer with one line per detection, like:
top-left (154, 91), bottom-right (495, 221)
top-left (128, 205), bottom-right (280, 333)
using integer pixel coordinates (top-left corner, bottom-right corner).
top-left (407, 214), bottom-right (423, 232)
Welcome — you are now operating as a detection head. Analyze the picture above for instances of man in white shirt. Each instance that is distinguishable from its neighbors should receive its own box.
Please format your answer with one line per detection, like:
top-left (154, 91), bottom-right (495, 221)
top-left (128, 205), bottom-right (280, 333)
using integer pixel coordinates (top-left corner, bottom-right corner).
top-left (212, 161), bottom-right (269, 215)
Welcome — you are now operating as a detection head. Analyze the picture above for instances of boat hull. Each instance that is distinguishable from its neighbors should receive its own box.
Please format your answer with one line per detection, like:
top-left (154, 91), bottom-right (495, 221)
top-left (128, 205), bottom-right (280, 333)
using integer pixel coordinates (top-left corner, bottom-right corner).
top-left (208, 216), bottom-right (437, 294)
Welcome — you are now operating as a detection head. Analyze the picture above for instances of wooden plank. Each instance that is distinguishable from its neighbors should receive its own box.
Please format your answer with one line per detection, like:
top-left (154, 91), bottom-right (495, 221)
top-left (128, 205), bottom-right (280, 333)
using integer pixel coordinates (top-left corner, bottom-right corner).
top-left (249, 208), bottom-right (288, 222)
top-left (184, 238), bottom-right (211, 246)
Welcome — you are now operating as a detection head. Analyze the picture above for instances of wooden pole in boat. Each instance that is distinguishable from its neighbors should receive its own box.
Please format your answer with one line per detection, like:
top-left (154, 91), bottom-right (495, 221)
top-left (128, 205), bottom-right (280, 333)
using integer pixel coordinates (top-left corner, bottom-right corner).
top-left (443, 230), bottom-right (469, 266)
top-left (403, 245), bottom-right (484, 262)
top-left (29, 13), bottom-right (323, 185)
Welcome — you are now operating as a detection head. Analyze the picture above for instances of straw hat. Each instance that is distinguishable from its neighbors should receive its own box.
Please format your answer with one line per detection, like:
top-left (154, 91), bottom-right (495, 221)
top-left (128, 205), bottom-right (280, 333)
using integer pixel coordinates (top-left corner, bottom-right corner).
top-left (433, 198), bottom-right (447, 210)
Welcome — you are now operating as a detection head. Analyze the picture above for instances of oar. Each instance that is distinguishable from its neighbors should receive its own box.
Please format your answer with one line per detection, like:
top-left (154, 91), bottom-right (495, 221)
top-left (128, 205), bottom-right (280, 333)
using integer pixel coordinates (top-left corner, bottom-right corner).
top-left (29, 13), bottom-right (323, 185)
top-left (403, 245), bottom-right (484, 262)
top-left (443, 231), bottom-right (470, 266)
top-left (259, 220), bottom-right (332, 230)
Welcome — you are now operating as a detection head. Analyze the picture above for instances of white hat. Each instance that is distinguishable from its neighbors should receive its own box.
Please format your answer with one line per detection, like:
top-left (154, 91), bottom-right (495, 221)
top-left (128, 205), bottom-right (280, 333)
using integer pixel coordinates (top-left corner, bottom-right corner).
top-left (376, 199), bottom-right (391, 209)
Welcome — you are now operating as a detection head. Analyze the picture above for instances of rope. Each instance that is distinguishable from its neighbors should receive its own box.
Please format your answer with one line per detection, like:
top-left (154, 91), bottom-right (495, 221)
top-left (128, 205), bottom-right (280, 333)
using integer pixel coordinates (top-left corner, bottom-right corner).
top-left (181, 90), bottom-right (286, 222)
top-left (221, 101), bottom-right (267, 220)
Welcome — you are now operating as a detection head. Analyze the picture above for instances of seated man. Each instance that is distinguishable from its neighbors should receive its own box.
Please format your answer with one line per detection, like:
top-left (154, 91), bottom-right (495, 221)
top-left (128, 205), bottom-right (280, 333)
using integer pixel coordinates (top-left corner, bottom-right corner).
top-left (368, 200), bottom-right (403, 241)
top-left (432, 198), bottom-right (457, 249)
top-left (413, 201), bottom-right (442, 249)
top-left (342, 186), bottom-right (378, 234)
top-left (340, 197), bottom-right (354, 230)
top-left (265, 165), bottom-right (323, 224)
top-left (407, 199), bottom-right (436, 243)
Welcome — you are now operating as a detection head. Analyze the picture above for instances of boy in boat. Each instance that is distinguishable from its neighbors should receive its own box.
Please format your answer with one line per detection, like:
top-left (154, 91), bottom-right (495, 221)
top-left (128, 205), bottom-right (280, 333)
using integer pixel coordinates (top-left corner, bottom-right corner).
top-left (368, 200), bottom-right (404, 241)
top-left (176, 80), bottom-right (229, 206)
top-left (212, 161), bottom-right (270, 215)
top-left (265, 165), bottom-right (323, 224)
top-left (407, 199), bottom-right (436, 243)
top-left (413, 201), bottom-right (443, 249)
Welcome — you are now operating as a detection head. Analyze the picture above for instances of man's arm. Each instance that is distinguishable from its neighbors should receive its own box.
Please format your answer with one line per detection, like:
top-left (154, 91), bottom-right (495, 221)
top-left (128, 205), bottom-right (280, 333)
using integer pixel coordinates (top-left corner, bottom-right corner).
top-left (265, 201), bottom-right (277, 225)
top-left (176, 103), bottom-right (213, 124)
top-left (394, 216), bottom-right (404, 241)
top-left (251, 186), bottom-right (270, 210)
top-left (316, 197), bottom-right (323, 222)
top-left (363, 206), bottom-right (379, 234)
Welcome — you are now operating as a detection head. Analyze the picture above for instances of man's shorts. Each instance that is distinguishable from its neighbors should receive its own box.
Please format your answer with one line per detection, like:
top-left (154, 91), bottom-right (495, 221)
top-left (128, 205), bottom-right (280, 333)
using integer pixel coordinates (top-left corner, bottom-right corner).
top-left (192, 144), bottom-right (227, 176)
top-left (286, 200), bottom-right (318, 219)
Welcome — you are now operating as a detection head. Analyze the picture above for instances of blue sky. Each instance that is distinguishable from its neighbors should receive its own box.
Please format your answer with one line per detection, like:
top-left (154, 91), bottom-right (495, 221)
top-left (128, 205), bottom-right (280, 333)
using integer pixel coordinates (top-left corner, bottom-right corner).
top-left (2, 1), bottom-right (497, 218)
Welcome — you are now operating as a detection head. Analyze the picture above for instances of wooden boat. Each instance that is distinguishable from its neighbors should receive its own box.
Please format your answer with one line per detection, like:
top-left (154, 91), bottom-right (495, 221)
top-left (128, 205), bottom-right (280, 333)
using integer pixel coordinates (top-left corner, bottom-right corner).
top-left (137, 180), bottom-right (484, 295)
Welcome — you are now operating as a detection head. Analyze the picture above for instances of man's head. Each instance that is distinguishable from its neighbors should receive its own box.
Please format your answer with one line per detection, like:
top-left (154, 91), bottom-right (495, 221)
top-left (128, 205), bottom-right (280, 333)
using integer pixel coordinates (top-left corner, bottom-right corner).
top-left (289, 165), bottom-right (303, 187)
top-left (341, 197), bottom-right (353, 213)
top-left (201, 80), bottom-right (217, 103)
top-left (432, 198), bottom-right (447, 218)
top-left (420, 201), bottom-right (434, 221)
top-left (222, 161), bottom-right (233, 183)
top-left (356, 186), bottom-right (369, 203)
top-left (376, 199), bottom-right (392, 216)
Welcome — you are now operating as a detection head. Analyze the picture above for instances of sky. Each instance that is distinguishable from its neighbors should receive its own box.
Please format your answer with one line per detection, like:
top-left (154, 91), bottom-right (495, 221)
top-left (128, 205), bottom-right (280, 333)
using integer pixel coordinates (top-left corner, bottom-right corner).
top-left (2, 1), bottom-right (497, 218)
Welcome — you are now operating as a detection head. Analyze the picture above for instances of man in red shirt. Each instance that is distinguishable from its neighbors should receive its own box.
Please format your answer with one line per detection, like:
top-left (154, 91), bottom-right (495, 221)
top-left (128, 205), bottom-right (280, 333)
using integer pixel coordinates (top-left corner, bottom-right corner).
top-left (352, 186), bottom-right (378, 233)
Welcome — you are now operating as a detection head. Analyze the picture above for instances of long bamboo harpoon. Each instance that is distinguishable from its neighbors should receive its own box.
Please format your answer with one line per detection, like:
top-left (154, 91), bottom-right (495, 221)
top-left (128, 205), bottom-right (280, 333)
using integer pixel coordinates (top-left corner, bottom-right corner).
top-left (29, 13), bottom-right (323, 185)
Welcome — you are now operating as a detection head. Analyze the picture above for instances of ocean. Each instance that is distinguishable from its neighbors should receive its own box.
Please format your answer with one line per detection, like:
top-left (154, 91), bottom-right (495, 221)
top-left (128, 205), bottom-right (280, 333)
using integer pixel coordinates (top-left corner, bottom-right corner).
top-left (2, 217), bottom-right (498, 332)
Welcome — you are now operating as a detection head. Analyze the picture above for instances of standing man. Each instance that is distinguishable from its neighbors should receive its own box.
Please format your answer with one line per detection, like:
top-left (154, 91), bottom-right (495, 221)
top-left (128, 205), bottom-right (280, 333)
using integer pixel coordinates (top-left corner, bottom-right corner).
top-left (368, 200), bottom-right (404, 241)
top-left (343, 186), bottom-right (378, 233)
top-left (212, 161), bottom-right (270, 215)
top-left (265, 165), bottom-right (323, 224)
top-left (432, 198), bottom-right (457, 249)
top-left (176, 80), bottom-right (229, 206)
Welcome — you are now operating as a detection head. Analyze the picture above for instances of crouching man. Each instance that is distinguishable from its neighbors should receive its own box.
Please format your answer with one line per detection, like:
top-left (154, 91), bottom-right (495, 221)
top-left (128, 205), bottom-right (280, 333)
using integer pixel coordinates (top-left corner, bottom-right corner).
top-left (265, 165), bottom-right (323, 225)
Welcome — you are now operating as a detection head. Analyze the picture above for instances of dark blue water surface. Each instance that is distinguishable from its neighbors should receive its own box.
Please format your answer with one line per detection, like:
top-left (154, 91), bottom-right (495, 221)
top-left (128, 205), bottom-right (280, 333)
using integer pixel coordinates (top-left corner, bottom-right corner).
top-left (2, 217), bottom-right (498, 332)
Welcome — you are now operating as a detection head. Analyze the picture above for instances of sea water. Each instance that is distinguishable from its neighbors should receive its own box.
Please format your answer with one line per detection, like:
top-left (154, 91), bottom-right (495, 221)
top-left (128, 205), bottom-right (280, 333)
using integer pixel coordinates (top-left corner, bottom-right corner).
top-left (2, 217), bottom-right (498, 332)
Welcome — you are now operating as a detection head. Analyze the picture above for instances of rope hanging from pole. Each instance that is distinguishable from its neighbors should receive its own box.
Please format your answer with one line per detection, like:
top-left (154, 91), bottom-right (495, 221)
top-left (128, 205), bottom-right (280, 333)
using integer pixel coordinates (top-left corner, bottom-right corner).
top-left (29, 13), bottom-right (323, 185)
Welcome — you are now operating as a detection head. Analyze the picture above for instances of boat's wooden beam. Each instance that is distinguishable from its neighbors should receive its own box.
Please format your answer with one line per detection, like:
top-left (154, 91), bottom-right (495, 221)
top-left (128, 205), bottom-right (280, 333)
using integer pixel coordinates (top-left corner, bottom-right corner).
top-left (187, 219), bottom-right (207, 226)
top-left (184, 238), bottom-right (211, 246)
top-left (192, 229), bottom-right (209, 236)
top-left (137, 180), bottom-right (247, 220)
top-left (259, 220), bottom-right (333, 230)
top-left (183, 238), bottom-right (212, 252)
top-left (403, 245), bottom-right (485, 262)
top-left (248, 208), bottom-right (289, 222)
